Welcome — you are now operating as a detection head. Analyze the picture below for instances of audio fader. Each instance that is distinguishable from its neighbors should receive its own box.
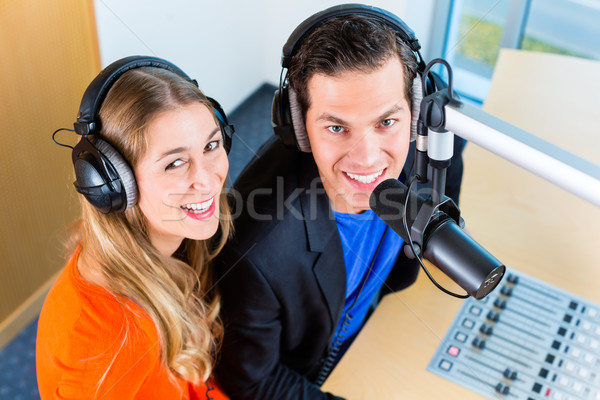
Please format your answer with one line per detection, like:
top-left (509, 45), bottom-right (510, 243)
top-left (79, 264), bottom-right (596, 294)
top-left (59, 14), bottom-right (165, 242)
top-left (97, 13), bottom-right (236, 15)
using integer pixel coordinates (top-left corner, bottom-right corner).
top-left (427, 269), bottom-right (600, 399)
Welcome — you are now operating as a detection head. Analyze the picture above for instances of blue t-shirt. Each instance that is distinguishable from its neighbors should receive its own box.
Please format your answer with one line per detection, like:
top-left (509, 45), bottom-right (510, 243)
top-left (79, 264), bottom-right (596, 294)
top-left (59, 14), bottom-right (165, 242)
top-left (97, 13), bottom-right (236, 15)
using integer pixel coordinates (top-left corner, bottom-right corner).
top-left (331, 209), bottom-right (404, 355)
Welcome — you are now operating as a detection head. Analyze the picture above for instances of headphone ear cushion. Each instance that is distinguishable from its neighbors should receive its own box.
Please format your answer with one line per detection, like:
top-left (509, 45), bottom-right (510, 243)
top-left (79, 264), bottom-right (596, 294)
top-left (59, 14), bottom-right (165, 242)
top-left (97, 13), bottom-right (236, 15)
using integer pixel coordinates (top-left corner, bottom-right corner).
top-left (94, 138), bottom-right (138, 211)
top-left (288, 87), bottom-right (311, 152)
top-left (272, 84), bottom-right (297, 148)
top-left (410, 74), bottom-right (423, 142)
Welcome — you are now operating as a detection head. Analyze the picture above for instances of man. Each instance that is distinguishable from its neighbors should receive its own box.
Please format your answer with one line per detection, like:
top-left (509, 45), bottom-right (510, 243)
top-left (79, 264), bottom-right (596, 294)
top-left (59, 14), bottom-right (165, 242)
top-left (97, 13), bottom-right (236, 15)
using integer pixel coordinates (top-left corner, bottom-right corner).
top-left (214, 5), bottom-right (463, 399)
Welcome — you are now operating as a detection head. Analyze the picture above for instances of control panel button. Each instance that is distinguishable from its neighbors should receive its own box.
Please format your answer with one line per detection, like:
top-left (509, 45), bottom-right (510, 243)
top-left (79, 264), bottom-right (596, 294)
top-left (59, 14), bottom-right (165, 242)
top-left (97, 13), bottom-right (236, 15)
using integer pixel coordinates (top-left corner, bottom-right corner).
top-left (454, 331), bottom-right (468, 343)
top-left (447, 346), bottom-right (460, 357)
top-left (439, 359), bottom-right (453, 371)
top-left (581, 321), bottom-right (592, 331)
top-left (552, 340), bottom-right (561, 350)
top-left (578, 367), bottom-right (590, 378)
top-left (553, 391), bottom-right (565, 400)
top-left (564, 314), bottom-right (573, 323)
top-left (564, 361), bottom-right (575, 372)
top-left (557, 326), bottom-right (567, 336)
top-left (469, 306), bottom-right (482, 316)
top-left (462, 319), bottom-right (475, 329)
top-left (558, 376), bottom-right (569, 387)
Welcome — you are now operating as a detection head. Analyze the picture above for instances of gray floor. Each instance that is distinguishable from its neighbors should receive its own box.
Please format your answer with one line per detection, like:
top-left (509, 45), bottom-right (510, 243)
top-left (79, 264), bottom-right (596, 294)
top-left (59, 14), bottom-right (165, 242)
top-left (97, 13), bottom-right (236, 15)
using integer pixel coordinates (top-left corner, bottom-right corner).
top-left (0, 82), bottom-right (276, 400)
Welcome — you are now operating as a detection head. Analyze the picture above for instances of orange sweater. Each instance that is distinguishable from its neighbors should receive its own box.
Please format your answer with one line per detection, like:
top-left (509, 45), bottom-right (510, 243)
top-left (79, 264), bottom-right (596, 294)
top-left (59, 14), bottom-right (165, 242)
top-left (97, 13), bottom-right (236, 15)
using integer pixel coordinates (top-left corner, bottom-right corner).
top-left (36, 246), bottom-right (229, 400)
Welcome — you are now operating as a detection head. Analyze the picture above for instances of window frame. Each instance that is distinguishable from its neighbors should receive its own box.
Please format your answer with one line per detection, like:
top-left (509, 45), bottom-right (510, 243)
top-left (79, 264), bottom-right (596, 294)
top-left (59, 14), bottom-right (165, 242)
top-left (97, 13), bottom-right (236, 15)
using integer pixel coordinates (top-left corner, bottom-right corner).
top-left (435, 0), bottom-right (533, 104)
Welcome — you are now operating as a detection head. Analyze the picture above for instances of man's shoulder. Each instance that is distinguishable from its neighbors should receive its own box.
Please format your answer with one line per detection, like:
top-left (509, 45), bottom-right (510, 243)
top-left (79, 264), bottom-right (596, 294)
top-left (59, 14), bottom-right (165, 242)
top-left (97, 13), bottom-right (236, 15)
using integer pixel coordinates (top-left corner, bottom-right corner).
top-left (218, 137), bottom-right (331, 271)
top-left (228, 137), bottom-right (319, 241)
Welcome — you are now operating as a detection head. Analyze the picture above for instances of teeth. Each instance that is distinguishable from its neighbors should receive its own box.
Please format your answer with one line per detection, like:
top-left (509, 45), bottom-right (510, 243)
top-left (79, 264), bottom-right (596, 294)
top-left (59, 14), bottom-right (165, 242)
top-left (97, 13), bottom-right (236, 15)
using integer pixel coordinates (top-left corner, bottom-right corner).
top-left (346, 170), bottom-right (384, 184)
top-left (181, 197), bottom-right (214, 214)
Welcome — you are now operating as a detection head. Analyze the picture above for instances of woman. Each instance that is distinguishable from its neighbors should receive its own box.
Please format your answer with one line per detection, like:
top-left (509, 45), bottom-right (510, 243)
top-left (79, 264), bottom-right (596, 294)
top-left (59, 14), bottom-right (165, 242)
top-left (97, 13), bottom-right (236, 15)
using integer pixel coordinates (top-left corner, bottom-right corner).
top-left (37, 57), bottom-right (232, 399)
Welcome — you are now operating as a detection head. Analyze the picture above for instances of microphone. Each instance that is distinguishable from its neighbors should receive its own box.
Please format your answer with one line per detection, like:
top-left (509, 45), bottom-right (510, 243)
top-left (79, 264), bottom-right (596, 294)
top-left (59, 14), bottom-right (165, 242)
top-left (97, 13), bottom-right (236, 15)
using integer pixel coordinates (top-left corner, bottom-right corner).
top-left (370, 179), bottom-right (505, 299)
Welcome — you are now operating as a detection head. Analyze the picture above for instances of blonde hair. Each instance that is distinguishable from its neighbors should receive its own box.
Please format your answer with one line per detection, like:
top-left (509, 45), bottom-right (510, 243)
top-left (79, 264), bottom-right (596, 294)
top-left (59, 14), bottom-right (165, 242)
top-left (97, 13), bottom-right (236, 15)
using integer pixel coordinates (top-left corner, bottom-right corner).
top-left (75, 67), bottom-right (231, 385)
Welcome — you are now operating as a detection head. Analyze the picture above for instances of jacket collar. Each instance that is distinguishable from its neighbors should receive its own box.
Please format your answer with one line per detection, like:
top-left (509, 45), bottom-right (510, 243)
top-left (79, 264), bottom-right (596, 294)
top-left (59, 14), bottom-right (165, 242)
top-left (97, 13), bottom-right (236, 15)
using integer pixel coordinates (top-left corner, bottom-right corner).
top-left (297, 153), bottom-right (338, 253)
top-left (297, 153), bottom-right (346, 329)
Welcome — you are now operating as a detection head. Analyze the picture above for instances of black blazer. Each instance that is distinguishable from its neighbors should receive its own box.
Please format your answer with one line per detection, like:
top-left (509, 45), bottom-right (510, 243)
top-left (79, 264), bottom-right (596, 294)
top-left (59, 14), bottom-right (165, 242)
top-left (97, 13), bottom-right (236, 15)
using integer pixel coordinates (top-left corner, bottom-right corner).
top-left (214, 137), bottom-right (419, 400)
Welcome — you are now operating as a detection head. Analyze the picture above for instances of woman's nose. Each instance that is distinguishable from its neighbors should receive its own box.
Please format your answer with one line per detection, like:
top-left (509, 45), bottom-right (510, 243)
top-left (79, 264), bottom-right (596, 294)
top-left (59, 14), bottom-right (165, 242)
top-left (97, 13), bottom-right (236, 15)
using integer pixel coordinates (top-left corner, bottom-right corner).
top-left (189, 157), bottom-right (227, 192)
top-left (189, 161), bottom-right (212, 191)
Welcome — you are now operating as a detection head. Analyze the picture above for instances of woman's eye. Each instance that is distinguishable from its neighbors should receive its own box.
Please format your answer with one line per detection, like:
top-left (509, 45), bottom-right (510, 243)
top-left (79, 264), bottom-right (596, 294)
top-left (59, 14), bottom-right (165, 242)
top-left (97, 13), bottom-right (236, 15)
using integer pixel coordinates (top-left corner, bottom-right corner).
top-left (204, 140), bottom-right (220, 152)
top-left (380, 119), bottom-right (396, 127)
top-left (166, 159), bottom-right (185, 170)
top-left (327, 125), bottom-right (345, 134)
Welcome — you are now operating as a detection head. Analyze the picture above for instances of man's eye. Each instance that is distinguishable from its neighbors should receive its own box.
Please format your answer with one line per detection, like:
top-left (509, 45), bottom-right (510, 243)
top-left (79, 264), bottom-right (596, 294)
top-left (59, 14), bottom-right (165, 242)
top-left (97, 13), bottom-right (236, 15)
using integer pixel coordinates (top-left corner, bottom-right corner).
top-left (327, 126), bottom-right (344, 134)
top-left (381, 119), bottom-right (396, 127)
top-left (204, 140), bottom-right (220, 152)
top-left (166, 159), bottom-right (185, 170)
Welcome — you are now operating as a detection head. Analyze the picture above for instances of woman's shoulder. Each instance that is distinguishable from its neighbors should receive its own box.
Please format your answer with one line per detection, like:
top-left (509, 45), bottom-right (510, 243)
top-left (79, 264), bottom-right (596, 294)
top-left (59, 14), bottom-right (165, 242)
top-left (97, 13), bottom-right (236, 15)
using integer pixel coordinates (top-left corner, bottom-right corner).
top-left (40, 246), bottom-right (155, 340)
top-left (37, 247), bottom-right (162, 398)
top-left (38, 246), bottom-right (158, 362)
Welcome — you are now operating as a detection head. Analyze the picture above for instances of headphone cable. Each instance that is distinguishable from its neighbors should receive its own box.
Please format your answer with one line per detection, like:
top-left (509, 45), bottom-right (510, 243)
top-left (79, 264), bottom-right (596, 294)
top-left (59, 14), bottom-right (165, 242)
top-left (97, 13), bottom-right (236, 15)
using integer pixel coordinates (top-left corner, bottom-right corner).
top-left (52, 128), bottom-right (75, 150)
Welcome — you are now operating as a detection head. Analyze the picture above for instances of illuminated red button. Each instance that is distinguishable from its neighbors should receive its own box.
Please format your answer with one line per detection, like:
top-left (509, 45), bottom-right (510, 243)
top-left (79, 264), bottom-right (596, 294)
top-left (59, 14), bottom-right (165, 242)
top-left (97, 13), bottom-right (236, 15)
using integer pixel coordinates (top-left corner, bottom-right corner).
top-left (447, 346), bottom-right (460, 357)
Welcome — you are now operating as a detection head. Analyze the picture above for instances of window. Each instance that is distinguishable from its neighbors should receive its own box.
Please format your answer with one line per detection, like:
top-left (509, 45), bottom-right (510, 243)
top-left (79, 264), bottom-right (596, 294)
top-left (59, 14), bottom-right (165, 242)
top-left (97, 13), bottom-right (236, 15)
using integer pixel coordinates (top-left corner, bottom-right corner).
top-left (441, 0), bottom-right (600, 104)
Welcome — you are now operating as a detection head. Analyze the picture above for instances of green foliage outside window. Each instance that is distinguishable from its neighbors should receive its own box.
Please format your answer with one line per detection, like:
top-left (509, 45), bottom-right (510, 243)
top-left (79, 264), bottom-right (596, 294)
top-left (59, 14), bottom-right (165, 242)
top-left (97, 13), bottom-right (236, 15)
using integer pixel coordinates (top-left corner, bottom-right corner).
top-left (456, 14), bottom-right (584, 68)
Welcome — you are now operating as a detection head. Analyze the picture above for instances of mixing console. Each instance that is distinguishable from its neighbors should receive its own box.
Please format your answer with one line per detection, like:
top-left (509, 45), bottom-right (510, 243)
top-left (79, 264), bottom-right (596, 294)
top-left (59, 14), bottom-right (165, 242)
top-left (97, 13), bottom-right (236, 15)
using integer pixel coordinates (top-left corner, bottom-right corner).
top-left (427, 269), bottom-right (600, 399)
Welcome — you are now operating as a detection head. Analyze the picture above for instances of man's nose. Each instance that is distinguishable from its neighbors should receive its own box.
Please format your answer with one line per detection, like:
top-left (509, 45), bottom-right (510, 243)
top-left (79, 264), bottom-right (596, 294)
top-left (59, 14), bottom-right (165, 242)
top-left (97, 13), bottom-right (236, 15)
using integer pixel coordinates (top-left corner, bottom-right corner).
top-left (347, 130), bottom-right (380, 167)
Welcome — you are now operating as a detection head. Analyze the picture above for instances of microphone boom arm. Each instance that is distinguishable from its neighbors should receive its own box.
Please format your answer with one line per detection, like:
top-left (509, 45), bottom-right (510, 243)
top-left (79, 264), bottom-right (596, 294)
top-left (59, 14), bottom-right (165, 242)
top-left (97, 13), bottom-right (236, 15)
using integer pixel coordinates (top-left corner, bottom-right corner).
top-left (371, 60), bottom-right (599, 300)
top-left (421, 91), bottom-right (600, 207)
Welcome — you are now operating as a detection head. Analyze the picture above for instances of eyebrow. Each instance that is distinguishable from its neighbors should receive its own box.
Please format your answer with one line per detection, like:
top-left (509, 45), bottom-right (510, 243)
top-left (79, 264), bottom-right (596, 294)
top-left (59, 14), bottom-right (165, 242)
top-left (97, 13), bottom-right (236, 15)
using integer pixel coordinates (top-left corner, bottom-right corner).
top-left (371, 104), bottom-right (405, 125)
top-left (155, 127), bottom-right (220, 162)
top-left (156, 146), bottom-right (188, 162)
top-left (316, 114), bottom-right (347, 126)
top-left (206, 127), bottom-right (220, 141)
top-left (316, 104), bottom-right (406, 126)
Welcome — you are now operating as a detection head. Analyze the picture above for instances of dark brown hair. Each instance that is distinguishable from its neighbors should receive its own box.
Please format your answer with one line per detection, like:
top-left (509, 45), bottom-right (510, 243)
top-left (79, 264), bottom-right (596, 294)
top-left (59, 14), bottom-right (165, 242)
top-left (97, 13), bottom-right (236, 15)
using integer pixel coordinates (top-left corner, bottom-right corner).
top-left (287, 15), bottom-right (419, 115)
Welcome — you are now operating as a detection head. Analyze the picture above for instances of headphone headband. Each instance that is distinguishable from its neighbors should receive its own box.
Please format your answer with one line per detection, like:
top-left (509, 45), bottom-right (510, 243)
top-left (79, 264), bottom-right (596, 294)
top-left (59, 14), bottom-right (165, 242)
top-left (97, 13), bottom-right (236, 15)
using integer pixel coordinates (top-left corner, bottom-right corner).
top-left (281, 3), bottom-right (421, 68)
top-left (272, 3), bottom-right (426, 151)
top-left (74, 55), bottom-right (197, 136)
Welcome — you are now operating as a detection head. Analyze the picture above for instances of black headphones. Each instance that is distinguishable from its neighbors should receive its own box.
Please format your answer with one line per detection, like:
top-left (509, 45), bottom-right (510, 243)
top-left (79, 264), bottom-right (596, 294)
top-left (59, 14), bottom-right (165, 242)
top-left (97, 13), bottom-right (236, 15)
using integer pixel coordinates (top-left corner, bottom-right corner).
top-left (70, 55), bottom-right (234, 214)
top-left (271, 3), bottom-right (431, 151)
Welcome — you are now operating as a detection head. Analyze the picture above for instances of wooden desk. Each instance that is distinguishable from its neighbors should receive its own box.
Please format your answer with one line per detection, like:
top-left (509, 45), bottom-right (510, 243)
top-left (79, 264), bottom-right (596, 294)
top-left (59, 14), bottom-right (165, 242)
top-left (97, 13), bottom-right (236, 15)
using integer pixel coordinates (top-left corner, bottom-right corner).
top-left (322, 51), bottom-right (600, 399)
